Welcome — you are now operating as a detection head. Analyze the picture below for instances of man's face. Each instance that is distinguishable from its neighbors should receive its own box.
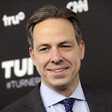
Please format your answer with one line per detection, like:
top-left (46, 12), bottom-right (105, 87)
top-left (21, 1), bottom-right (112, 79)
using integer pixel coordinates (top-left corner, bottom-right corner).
top-left (30, 18), bottom-right (85, 92)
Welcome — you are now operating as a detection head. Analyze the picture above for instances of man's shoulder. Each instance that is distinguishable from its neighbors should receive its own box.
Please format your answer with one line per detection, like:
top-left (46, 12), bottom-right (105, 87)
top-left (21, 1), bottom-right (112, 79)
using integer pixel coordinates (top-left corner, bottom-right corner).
top-left (1, 82), bottom-right (42, 112)
top-left (1, 96), bottom-right (26, 112)
top-left (82, 82), bottom-right (112, 111)
top-left (82, 82), bottom-right (112, 99)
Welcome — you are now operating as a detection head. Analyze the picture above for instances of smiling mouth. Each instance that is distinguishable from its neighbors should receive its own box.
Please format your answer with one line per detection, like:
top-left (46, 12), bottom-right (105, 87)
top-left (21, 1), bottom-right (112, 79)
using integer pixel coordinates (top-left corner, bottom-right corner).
top-left (47, 67), bottom-right (69, 73)
top-left (53, 68), bottom-right (65, 73)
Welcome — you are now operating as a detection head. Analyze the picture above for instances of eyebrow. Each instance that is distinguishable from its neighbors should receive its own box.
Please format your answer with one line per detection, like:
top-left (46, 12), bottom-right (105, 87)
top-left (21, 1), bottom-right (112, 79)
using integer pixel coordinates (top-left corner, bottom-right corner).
top-left (37, 44), bottom-right (50, 49)
top-left (59, 41), bottom-right (72, 44)
top-left (59, 41), bottom-right (74, 46)
top-left (37, 40), bottom-right (73, 49)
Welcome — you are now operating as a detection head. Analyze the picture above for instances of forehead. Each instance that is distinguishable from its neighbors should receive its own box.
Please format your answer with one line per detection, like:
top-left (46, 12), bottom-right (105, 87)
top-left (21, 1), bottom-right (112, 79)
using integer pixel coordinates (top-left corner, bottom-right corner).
top-left (34, 18), bottom-right (74, 29)
top-left (33, 18), bottom-right (76, 45)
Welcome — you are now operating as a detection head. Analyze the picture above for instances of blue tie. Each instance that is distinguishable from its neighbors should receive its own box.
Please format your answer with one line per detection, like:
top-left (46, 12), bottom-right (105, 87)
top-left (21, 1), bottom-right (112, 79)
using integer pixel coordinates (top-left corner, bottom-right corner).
top-left (61, 98), bottom-right (75, 112)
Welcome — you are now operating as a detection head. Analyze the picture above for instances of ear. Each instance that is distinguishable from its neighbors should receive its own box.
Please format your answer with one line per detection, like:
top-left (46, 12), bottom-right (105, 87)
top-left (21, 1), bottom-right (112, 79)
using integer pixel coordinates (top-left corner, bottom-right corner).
top-left (29, 47), bottom-right (36, 66)
top-left (79, 41), bottom-right (85, 60)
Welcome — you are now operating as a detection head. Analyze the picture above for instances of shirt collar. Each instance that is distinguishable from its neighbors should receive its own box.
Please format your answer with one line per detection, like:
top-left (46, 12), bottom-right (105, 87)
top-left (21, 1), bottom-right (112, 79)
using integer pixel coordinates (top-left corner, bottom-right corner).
top-left (40, 81), bottom-right (86, 107)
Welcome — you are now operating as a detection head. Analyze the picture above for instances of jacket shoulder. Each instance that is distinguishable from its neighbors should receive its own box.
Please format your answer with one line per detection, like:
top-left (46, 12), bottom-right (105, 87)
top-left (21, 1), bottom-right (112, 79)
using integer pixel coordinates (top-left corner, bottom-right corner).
top-left (1, 82), bottom-right (44, 112)
top-left (82, 82), bottom-right (112, 112)
top-left (1, 96), bottom-right (26, 112)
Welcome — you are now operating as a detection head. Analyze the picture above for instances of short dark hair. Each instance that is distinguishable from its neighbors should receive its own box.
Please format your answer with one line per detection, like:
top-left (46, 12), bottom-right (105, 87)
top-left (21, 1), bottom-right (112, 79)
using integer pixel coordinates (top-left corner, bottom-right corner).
top-left (26, 5), bottom-right (82, 49)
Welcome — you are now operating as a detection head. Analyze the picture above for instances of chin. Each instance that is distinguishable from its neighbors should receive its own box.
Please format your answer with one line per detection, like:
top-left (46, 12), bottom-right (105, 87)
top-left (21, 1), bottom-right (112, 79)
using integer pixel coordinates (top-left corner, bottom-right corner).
top-left (55, 86), bottom-right (68, 90)
top-left (52, 82), bottom-right (69, 90)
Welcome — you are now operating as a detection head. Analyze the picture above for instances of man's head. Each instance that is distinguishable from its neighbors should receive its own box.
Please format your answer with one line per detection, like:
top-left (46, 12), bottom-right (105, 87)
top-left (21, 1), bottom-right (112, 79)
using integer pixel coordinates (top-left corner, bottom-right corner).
top-left (27, 5), bottom-right (85, 96)
top-left (27, 5), bottom-right (82, 49)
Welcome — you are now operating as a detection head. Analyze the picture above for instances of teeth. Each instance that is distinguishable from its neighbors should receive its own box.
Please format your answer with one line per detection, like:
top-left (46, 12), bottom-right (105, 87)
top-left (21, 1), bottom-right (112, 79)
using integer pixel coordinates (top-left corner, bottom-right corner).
top-left (53, 69), bottom-right (64, 72)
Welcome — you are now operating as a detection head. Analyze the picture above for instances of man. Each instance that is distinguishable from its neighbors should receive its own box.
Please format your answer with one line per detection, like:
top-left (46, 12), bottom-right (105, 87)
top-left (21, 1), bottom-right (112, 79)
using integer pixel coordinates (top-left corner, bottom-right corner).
top-left (1, 5), bottom-right (112, 112)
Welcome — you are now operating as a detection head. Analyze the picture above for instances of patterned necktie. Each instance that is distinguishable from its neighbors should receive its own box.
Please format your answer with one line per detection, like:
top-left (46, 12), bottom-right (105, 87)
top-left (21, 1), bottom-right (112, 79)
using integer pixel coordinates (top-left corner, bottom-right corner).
top-left (61, 98), bottom-right (75, 112)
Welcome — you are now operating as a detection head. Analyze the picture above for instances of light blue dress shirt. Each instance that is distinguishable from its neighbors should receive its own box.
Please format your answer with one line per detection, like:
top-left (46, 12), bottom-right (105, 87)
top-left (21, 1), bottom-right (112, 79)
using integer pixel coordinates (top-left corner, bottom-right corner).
top-left (40, 81), bottom-right (90, 112)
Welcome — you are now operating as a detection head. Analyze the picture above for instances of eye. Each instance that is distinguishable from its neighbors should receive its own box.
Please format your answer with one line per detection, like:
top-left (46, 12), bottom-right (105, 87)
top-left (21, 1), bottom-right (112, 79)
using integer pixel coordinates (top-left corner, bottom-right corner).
top-left (60, 44), bottom-right (73, 51)
top-left (61, 45), bottom-right (72, 48)
top-left (39, 47), bottom-right (48, 51)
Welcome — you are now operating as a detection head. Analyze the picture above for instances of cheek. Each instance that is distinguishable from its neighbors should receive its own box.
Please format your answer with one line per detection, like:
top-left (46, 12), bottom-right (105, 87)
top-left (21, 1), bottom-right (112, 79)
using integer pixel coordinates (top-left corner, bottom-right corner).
top-left (67, 52), bottom-right (81, 67)
top-left (64, 52), bottom-right (77, 63)
top-left (34, 55), bottom-right (48, 70)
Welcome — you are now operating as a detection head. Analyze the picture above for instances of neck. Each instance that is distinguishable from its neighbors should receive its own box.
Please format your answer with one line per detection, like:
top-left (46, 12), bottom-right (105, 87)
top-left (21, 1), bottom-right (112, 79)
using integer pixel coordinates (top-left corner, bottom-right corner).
top-left (42, 74), bottom-right (80, 97)
top-left (55, 76), bottom-right (79, 97)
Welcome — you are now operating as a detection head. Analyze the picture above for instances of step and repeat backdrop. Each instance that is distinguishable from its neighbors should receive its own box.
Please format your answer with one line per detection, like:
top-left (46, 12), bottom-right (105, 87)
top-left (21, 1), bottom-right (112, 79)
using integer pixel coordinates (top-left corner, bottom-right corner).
top-left (0, 0), bottom-right (112, 110)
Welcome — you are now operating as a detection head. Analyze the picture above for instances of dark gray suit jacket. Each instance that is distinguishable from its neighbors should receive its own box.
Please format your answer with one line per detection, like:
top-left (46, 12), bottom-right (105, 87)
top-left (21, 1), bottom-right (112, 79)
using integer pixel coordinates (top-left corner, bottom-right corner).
top-left (1, 82), bottom-right (112, 112)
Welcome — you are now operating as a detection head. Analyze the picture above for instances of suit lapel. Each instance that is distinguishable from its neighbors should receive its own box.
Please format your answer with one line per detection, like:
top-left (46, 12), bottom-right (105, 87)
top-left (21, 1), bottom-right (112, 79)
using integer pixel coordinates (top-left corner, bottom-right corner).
top-left (21, 82), bottom-right (46, 112)
top-left (82, 84), bottom-right (98, 112)
top-left (81, 83), bottom-right (109, 112)
top-left (19, 81), bottom-right (112, 112)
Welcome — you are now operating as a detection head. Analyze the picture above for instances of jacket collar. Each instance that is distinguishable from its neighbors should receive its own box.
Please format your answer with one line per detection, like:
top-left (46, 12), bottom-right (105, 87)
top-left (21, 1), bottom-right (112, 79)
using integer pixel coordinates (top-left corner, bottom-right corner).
top-left (20, 81), bottom-right (112, 112)
top-left (21, 82), bottom-right (46, 112)
top-left (81, 82), bottom-right (110, 112)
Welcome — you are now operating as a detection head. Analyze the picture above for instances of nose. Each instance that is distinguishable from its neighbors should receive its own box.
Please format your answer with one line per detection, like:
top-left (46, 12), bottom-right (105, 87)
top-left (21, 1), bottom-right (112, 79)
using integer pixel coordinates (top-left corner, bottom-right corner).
top-left (50, 49), bottom-right (63, 64)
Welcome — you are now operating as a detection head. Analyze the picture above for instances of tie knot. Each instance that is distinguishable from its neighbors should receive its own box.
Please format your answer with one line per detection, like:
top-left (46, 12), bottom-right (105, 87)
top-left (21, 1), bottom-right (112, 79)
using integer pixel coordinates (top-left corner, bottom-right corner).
top-left (61, 98), bottom-right (75, 112)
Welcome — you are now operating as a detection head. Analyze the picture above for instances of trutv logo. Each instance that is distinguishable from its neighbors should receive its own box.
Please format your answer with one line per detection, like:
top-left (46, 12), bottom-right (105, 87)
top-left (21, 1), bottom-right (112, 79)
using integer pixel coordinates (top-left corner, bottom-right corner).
top-left (66, 0), bottom-right (89, 13)
top-left (2, 11), bottom-right (25, 27)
